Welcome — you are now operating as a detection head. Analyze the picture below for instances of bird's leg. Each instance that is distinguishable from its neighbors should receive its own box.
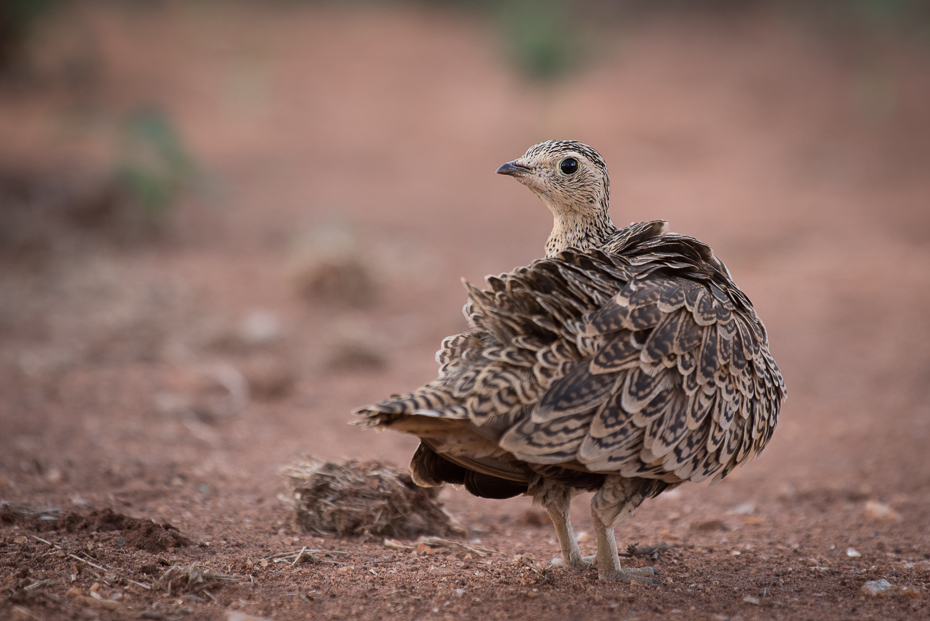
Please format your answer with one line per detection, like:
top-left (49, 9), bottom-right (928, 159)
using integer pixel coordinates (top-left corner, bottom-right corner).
top-left (590, 476), bottom-right (658, 583)
top-left (546, 496), bottom-right (589, 568)
top-left (533, 479), bottom-right (589, 568)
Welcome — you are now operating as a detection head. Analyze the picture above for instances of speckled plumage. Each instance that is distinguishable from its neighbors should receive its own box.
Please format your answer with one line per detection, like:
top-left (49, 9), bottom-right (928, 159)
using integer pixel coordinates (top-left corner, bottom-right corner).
top-left (354, 140), bottom-right (785, 581)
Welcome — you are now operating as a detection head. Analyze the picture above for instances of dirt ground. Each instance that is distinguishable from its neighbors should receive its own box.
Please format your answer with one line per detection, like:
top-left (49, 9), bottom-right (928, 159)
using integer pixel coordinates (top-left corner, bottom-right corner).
top-left (2, 3), bottom-right (930, 620)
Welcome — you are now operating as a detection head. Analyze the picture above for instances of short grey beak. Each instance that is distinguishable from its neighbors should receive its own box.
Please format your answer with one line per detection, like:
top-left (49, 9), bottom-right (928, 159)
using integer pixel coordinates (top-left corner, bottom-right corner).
top-left (496, 161), bottom-right (531, 176)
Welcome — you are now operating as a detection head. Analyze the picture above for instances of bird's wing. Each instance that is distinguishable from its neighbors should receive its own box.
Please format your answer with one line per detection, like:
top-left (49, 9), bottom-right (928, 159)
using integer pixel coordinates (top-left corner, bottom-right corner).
top-left (354, 221), bottom-right (785, 485)
top-left (498, 236), bottom-right (785, 484)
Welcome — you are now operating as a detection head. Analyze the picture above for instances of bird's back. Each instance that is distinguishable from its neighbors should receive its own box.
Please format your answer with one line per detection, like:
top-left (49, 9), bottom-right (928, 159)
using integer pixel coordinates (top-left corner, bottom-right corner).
top-left (355, 219), bottom-right (785, 492)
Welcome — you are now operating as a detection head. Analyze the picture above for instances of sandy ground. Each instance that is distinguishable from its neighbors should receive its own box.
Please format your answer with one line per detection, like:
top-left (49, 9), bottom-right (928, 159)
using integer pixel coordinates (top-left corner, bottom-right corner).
top-left (1, 3), bottom-right (930, 620)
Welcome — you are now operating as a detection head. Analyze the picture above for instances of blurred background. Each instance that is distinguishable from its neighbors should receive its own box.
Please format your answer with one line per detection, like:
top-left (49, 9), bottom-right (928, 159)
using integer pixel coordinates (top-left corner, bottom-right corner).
top-left (1, 0), bottom-right (930, 580)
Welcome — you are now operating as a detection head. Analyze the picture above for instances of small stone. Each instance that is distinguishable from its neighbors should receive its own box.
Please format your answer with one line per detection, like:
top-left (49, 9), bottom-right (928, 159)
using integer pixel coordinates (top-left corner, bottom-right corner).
top-left (861, 579), bottom-right (894, 597)
top-left (66, 587), bottom-right (82, 598)
top-left (742, 596), bottom-right (760, 605)
top-left (863, 500), bottom-right (901, 523)
top-left (226, 612), bottom-right (274, 621)
top-left (550, 557), bottom-right (564, 567)
top-left (12, 536), bottom-right (27, 544)
top-left (730, 503), bottom-right (755, 515)
top-left (238, 310), bottom-right (282, 346)
top-left (846, 548), bottom-right (861, 558)
top-left (454, 589), bottom-right (465, 597)
top-left (576, 531), bottom-right (590, 543)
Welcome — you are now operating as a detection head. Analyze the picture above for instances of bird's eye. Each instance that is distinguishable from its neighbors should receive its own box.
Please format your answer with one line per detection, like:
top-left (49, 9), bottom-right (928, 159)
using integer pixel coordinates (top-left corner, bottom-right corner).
top-left (559, 158), bottom-right (578, 175)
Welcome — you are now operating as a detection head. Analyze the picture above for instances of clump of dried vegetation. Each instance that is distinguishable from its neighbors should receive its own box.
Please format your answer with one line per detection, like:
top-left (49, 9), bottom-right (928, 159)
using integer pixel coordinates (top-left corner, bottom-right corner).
top-left (281, 459), bottom-right (464, 539)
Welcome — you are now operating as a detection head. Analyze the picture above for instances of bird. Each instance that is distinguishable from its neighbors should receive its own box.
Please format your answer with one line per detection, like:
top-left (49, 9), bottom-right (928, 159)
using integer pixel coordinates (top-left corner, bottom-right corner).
top-left (354, 140), bottom-right (785, 582)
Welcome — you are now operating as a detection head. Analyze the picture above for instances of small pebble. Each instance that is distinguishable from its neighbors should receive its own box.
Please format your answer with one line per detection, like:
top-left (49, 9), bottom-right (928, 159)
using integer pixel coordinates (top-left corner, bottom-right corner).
top-left (846, 548), bottom-right (861, 558)
top-left (863, 500), bottom-right (902, 523)
top-left (238, 310), bottom-right (281, 345)
top-left (226, 613), bottom-right (273, 621)
top-left (550, 557), bottom-right (564, 567)
top-left (861, 579), bottom-right (893, 597)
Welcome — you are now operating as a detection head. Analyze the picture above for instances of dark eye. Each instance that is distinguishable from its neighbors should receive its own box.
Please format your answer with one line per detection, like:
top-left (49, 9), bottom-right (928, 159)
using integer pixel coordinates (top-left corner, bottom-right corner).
top-left (559, 158), bottom-right (578, 175)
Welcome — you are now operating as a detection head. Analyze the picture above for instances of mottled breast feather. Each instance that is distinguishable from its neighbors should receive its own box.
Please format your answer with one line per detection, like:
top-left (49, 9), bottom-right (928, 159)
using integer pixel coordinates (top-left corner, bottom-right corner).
top-left (355, 219), bottom-right (785, 486)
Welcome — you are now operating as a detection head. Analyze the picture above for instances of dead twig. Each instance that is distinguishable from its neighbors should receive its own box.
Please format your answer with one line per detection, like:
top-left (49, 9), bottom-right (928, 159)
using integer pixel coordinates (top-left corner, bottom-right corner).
top-left (417, 536), bottom-right (495, 558)
top-left (266, 547), bottom-right (348, 566)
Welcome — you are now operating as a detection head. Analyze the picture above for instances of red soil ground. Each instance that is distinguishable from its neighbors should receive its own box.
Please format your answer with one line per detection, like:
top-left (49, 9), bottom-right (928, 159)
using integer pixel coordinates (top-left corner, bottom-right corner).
top-left (1, 4), bottom-right (929, 620)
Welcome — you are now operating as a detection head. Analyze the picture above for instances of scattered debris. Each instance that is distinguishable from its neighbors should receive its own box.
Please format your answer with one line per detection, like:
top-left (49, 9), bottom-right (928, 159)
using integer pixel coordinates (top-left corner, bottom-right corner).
top-left (154, 564), bottom-right (242, 596)
top-left (863, 500), bottom-right (902, 523)
top-left (0, 503), bottom-right (61, 531)
top-left (3, 505), bottom-right (192, 554)
top-left (516, 555), bottom-right (550, 581)
top-left (32, 535), bottom-right (154, 591)
top-left (621, 543), bottom-right (672, 559)
top-left (281, 459), bottom-right (465, 539)
top-left (383, 536), bottom-right (495, 558)
top-left (691, 519), bottom-right (727, 532)
top-left (266, 547), bottom-right (349, 565)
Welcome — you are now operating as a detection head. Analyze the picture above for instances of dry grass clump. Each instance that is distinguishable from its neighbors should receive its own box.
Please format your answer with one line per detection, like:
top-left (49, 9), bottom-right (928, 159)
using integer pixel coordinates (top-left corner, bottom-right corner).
top-left (281, 459), bottom-right (464, 539)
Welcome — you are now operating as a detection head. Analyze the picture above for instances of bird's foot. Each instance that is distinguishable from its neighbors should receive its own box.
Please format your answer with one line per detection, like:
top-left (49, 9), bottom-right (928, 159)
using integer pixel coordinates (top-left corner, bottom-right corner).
top-left (599, 566), bottom-right (659, 584)
top-left (550, 555), bottom-right (594, 570)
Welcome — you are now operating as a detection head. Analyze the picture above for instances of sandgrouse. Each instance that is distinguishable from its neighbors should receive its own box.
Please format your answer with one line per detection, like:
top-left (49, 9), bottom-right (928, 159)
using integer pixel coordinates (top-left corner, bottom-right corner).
top-left (354, 140), bottom-right (785, 582)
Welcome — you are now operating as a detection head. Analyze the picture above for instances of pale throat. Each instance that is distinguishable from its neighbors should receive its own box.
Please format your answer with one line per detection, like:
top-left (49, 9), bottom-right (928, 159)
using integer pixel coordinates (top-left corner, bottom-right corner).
top-left (543, 200), bottom-right (617, 257)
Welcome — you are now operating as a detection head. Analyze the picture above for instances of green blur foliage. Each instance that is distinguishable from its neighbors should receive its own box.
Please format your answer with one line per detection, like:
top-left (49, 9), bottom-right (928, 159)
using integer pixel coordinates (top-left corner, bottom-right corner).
top-left (496, 0), bottom-right (580, 81)
top-left (115, 109), bottom-right (198, 219)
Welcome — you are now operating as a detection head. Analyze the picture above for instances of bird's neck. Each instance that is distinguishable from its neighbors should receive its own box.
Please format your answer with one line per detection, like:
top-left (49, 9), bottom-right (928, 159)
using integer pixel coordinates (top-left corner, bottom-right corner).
top-left (545, 205), bottom-right (617, 258)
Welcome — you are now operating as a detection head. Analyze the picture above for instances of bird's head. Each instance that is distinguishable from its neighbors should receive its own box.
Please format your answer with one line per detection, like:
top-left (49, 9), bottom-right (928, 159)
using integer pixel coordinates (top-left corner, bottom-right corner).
top-left (496, 140), bottom-right (610, 221)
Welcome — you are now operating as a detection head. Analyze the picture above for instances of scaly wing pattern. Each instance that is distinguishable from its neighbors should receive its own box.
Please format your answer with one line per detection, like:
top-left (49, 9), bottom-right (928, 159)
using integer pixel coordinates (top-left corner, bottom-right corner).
top-left (354, 220), bottom-right (785, 486)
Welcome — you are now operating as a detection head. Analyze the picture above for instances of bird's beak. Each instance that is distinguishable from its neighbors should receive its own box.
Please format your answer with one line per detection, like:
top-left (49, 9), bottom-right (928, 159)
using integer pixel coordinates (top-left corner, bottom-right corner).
top-left (496, 161), bottom-right (532, 177)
